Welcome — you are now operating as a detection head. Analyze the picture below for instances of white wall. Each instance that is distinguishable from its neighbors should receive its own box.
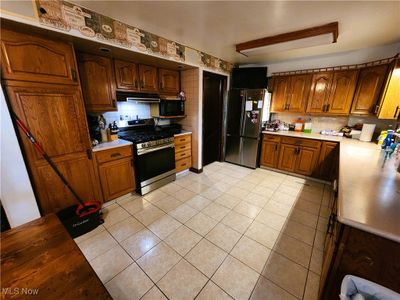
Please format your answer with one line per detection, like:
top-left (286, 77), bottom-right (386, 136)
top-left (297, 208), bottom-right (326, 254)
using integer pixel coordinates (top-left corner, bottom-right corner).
top-left (0, 85), bottom-right (41, 227)
top-left (241, 42), bottom-right (400, 76)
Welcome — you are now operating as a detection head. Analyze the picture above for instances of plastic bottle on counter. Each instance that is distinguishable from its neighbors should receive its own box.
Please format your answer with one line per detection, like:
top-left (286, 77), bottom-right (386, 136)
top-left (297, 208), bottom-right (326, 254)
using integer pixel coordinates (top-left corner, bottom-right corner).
top-left (294, 118), bottom-right (304, 132)
top-left (303, 118), bottom-right (312, 133)
top-left (109, 121), bottom-right (119, 141)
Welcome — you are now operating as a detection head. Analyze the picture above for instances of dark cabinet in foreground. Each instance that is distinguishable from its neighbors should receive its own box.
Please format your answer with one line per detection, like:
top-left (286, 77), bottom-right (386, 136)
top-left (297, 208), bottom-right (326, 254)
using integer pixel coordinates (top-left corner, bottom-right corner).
top-left (320, 192), bottom-right (400, 299)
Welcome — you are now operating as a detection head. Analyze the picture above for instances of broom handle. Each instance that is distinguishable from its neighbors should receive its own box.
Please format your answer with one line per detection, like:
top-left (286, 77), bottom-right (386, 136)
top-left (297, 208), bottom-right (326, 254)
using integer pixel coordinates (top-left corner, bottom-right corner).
top-left (13, 113), bottom-right (87, 207)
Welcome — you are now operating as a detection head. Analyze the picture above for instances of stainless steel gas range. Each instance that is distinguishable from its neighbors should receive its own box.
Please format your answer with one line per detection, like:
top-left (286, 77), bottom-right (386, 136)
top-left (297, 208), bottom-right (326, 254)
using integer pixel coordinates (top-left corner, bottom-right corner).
top-left (118, 119), bottom-right (180, 195)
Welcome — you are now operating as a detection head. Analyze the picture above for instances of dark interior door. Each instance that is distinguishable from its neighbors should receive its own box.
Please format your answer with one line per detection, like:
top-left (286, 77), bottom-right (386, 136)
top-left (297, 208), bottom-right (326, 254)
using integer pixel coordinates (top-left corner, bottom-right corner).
top-left (203, 71), bottom-right (227, 167)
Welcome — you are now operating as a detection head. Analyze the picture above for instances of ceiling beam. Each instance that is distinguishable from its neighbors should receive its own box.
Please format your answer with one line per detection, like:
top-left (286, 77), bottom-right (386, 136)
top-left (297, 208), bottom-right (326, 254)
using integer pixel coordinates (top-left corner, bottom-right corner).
top-left (236, 22), bottom-right (339, 53)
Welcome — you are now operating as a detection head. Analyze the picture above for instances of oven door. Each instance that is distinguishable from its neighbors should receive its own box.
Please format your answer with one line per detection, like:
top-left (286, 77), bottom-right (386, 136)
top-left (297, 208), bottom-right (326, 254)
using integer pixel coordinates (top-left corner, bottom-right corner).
top-left (135, 143), bottom-right (176, 187)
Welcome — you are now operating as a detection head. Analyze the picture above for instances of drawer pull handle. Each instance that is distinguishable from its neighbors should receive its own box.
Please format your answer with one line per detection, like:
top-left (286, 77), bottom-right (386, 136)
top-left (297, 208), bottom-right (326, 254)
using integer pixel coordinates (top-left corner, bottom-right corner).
top-left (179, 138), bottom-right (186, 142)
top-left (110, 153), bottom-right (121, 158)
top-left (181, 163), bottom-right (186, 166)
top-left (180, 153), bottom-right (185, 156)
top-left (180, 146), bottom-right (185, 149)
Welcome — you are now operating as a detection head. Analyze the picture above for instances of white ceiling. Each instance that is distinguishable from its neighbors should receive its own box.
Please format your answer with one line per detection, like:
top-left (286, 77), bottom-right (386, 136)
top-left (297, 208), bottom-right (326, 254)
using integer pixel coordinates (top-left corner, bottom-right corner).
top-left (67, 1), bottom-right (400, 64)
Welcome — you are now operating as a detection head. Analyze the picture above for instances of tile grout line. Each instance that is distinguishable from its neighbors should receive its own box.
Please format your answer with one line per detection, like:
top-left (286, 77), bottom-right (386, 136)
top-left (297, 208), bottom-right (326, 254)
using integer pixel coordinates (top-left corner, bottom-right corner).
top-left (84, 165), bottom-right (327, 300)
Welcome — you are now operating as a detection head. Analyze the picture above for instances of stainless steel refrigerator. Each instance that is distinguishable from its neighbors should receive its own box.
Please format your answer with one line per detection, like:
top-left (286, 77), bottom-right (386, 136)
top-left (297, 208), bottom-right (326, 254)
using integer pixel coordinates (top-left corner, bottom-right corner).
top-left (225, 89), bottom-right (269, 168)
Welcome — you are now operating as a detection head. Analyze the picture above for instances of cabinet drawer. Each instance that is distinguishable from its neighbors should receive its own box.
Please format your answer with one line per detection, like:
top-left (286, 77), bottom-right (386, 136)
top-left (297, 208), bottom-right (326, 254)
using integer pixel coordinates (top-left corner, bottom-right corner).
top-left (176, 157), bottom-right (191, 173)
top-left (175, 143), bottom-right (191, 153)
top-left (175, 134), bottom-right (191, 145)
top-left (175, 149), bottom-right (191, 161)
top-left (96, 146), bottom-right (132, 164)
top-left (281, 137), bottom-right (321, 148)
top-left (263, 134), bottom-right (281, 143)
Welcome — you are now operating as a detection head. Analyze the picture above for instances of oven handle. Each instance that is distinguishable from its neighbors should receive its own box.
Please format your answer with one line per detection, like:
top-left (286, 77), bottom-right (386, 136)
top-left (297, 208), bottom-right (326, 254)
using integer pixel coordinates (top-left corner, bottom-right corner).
top-left (137, 143), bottom-right (175, 155)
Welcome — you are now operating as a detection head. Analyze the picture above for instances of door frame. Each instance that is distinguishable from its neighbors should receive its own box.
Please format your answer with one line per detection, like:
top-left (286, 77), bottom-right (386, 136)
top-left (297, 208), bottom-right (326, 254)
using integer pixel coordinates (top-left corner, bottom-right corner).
top-left (202, 71), bottom-right (228, 167)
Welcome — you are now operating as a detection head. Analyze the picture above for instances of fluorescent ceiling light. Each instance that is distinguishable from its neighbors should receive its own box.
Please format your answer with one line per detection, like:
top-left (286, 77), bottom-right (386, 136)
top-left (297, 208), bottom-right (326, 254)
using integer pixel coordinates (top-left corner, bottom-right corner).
top-left (236, 22), bottom-right (338, 57)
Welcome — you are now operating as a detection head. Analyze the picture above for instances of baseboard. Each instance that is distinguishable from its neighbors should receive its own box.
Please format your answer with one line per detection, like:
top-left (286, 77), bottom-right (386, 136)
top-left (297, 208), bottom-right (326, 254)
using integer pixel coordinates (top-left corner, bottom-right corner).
top-left (189, 167), bottom-right (203, 174)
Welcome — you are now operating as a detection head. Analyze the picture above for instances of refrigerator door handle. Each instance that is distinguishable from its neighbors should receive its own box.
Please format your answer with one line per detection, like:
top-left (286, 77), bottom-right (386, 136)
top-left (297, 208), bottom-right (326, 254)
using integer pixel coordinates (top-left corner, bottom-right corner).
top-left (239, 91), bottom-right (246, 137)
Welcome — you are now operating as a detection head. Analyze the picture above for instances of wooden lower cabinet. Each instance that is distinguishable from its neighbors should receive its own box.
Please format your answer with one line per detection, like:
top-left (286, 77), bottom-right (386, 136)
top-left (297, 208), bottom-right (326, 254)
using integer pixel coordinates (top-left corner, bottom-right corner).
top-left (174, 133), bottom-right (192, 173)
top-left (318, 142), bottom-right (339, 180)
top-left (295, 146), bottom-right (320, 176)
top-left (4, 81), bottom-right (102, 214)
top-left (260, 135), bottom-right (281, 168)
top-left (94, 145), bottom-right (135, 202)
top-left (261, 134), bottom-right (324, 178)
top-left (277, 144), bottom-right (298, 172)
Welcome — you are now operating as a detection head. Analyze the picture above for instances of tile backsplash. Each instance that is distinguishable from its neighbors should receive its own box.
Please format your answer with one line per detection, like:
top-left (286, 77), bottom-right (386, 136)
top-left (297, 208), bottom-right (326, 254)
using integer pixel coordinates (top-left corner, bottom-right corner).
top-left (271, 113), bottom-right (396, 133)
top-left (103, 102), bottom-right (150, 124)
top-left (101, 102), bottom-right (171, 127)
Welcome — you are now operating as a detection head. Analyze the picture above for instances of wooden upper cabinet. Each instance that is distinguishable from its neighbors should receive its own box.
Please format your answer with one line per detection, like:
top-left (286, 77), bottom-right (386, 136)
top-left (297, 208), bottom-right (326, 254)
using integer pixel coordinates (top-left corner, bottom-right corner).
top-left (327, 70), bottom-right (358, 115)
top-left (307, 72), bottom-right (333, 113)
top-left (0, 28), bottom-right (78, 85)
top-left (271, 76), bottom-right (290, 112)
top-left (139, 64), bottom-right (158, 92)
top-left (351, 65), bottom-right (388, 115)
top-left (77, 53), bottom-right (117, 112)
top-left (114, 59), bottom-right (139, 91)
top-left (159, 68), bottom-right (180, 94)
top-left (287, 74), bottom-right (312, 113)
top-left (377, 60), bottom-right (400, 120)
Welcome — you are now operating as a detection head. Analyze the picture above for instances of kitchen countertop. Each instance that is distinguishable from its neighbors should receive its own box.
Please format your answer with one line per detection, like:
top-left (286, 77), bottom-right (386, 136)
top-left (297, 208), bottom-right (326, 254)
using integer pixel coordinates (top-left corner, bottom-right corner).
top-left (92, 139), bottom-right (133, 152)
top-left (262, 130), bottom-right (400, 243)
top-left (174, 130), bottom-right (192, 137)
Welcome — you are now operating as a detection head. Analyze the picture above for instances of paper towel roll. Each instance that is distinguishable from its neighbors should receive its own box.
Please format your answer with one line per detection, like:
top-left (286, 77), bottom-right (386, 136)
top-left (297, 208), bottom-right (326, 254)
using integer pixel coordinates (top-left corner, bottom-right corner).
top-left (359, 124), bottom-right (376, 142)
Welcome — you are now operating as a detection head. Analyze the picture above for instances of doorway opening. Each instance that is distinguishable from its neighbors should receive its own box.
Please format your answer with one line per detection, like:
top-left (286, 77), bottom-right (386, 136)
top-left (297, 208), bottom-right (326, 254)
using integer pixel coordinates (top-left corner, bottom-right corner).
top-left (202, 71), bottom-right (227, 167)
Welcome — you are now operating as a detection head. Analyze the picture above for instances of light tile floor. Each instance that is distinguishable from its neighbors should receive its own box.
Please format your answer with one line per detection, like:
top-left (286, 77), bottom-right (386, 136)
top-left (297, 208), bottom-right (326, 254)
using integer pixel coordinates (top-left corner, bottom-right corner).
top-left (75, 162), bottom-right (331, 300)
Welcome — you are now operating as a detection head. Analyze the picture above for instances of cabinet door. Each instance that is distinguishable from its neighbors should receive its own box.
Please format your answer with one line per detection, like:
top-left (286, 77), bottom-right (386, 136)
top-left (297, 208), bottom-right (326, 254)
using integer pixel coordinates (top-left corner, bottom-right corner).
top-left (318, 142), bottom-right (338, 181)
top-left (270, 76), bottom-right (290, 112)
top-left (327, 70), bottom-right (358, 115)
top-left (295, 146), bottom-right (320, 176)
top-left (307, 72), bottom-right (333, 113)
top-left (1, 28), bottom-right (78, 85)
top-left (159, 68), bottom-right (180, 94)
top-left (260, 141), bottom-right (280, 168)
top-left (5, 82), bottom-right (101, 214)
top-left (139, 64), bottom-right (158, 92)
top-left (277, 144), bottom-right (297, 172)
top-left (287, 74), bottom-right (311, 113)
top-left (114, 59), bottom-right (139, 91)
top-left (351, 65), bottom-right (388, 115)
top-left (77, 53), bottom-right (117, 112)
top-left (99, 158), bottom-right (135, 201)
top-left (377, 60), bottom-right (400, 120)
